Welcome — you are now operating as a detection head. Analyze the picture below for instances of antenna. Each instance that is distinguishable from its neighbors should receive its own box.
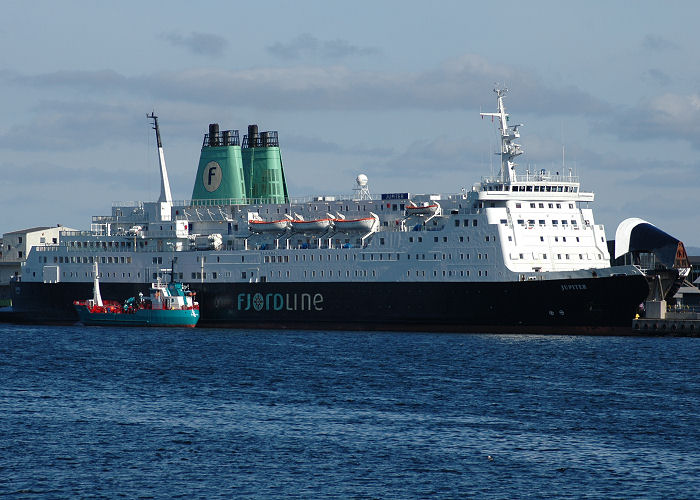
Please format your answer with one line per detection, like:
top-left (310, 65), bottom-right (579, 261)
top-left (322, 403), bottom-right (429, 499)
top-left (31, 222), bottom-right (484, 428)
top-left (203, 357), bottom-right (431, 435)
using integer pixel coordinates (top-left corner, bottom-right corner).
top-left (480, 85), bottom-right (523, 183)
top-left (562, 144), bottom-right (565, 171)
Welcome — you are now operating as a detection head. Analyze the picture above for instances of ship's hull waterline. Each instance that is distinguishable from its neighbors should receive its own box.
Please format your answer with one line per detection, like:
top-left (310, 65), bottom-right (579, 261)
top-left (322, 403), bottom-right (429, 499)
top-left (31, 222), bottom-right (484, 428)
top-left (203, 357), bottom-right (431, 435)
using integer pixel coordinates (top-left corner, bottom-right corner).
top-left (11, 274), bottom-right (649, 334)
top-left (74, 305), bottom-right (199, 327)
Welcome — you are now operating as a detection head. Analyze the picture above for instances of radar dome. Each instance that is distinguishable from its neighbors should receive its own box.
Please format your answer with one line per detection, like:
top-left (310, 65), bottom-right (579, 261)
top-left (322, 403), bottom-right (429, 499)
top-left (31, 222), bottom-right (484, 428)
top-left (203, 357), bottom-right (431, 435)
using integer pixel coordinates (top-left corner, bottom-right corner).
top-left (356, 174), bottom-right (368, 187)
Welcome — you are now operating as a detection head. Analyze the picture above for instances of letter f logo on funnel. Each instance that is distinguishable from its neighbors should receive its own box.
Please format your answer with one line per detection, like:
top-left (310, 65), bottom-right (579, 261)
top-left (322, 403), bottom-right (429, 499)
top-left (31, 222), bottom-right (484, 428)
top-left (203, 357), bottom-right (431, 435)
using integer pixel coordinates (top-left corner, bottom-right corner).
top-left (203, 161), bottom-right (222, 192)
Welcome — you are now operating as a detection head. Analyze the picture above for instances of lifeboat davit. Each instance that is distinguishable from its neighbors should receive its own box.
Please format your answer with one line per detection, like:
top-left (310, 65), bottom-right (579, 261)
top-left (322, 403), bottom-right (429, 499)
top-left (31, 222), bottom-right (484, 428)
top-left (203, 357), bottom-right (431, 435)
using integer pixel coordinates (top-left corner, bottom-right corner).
top-left (248, 219), bottom-right (291, 233)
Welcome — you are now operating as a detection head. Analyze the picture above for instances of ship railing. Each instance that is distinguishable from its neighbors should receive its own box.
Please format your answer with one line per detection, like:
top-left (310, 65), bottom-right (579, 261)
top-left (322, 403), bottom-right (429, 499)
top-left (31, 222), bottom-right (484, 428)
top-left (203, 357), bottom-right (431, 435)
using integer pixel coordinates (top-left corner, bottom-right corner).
top-left (666, 305), bottom-right (700, 320)
top-left (481, 173), bottom-right (580, 184)
top-left (112, 201), bottom-right (144, 208)
top-left (203, 130), bottom-right (240, 147)
top-left (60, 230), bottom-right (95, 237)
top-left (113, 192), bottom-right (474, 212)
top-left (92, 216), bottom-right (119, 223)
top-left (242, 131), bottom-right (279, 148)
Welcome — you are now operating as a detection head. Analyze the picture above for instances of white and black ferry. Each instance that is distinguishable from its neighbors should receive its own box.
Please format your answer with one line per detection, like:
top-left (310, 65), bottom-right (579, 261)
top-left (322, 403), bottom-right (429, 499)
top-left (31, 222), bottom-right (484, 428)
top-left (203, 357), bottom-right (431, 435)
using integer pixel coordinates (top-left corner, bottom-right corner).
top-left (11, 89), bottom-right (649, 333)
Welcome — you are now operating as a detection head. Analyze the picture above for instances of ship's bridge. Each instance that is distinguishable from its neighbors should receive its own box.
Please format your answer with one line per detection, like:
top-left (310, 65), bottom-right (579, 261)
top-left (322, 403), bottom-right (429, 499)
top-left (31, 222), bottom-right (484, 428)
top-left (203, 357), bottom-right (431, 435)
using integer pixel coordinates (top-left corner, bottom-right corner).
top-left (476, 172), bottom-right (594, 202)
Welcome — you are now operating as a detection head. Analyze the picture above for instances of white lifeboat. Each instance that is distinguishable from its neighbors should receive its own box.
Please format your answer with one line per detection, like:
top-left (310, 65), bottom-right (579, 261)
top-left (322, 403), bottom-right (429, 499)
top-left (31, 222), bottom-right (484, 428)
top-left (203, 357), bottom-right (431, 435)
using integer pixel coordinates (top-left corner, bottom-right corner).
top-left (248, 219), bottom-right (291, 233)
top-left (291, 218), bottom-right (333, 233)
top-left (333, 212), bottom-right (379, 232)
top-left (406, 202), bottom-right (440, 216)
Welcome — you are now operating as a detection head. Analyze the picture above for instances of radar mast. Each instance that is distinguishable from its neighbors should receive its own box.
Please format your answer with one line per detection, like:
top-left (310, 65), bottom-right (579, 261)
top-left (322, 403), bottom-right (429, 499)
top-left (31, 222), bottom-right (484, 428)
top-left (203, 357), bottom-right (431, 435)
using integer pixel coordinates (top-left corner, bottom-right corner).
top-left (480, 87), bottom-right (523, 183)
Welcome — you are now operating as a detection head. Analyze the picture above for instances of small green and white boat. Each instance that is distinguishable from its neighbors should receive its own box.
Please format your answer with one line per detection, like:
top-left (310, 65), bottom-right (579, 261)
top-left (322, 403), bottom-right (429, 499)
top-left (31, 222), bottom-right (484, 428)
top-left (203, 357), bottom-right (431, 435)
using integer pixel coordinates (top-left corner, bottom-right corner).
top-left (73, 264), bottom-right (199, 327)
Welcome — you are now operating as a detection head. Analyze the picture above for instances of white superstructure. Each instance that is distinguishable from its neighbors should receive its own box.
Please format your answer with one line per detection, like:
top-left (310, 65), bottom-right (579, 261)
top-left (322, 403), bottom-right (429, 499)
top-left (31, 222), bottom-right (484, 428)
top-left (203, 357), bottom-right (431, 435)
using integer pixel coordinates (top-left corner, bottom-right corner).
top-left (20, 88), bottom-right (616, 289)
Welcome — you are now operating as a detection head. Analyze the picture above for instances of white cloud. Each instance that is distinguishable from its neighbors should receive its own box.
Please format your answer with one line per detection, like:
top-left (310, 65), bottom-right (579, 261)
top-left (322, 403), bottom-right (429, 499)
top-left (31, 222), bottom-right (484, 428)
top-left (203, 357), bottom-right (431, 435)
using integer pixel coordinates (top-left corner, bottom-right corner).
top-left (642, 34), bottom-right (680, 52)
top-left (160, 31), bottom-right (228, 56)
top-left (266, 34), bottom-right (380, 60)
top-left (1, 57), bottom-right (608, 116)
top-left (605, 92), bottom-right (700, 149)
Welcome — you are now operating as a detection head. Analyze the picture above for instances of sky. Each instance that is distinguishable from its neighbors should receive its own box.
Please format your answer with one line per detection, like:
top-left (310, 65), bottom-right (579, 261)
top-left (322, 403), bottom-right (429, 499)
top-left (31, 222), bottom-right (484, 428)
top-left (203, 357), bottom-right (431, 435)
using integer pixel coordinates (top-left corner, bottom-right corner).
top-left (1, 1), bottom-right (699, 246)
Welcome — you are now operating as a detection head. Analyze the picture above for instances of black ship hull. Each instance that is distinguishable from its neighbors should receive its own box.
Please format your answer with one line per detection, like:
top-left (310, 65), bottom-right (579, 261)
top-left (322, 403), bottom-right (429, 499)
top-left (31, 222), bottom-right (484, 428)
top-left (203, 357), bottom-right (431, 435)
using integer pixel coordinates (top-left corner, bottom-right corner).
top-left (9, 275), bottom-right (649, 334)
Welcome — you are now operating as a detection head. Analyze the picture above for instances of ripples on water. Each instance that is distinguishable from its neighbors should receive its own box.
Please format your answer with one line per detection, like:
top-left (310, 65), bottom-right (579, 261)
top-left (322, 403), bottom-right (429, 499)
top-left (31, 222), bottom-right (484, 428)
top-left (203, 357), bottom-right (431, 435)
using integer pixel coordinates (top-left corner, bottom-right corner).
top-left (0, 325), bottom-right (697, 498)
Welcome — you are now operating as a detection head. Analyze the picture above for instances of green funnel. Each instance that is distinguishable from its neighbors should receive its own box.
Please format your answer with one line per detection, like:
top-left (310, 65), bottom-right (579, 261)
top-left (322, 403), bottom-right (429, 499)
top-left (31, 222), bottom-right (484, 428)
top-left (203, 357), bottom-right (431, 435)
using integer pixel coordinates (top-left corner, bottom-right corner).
top-left (241, 124), bottom-right (289, 204)
top-left (191, 124), bottom-right (247, 205)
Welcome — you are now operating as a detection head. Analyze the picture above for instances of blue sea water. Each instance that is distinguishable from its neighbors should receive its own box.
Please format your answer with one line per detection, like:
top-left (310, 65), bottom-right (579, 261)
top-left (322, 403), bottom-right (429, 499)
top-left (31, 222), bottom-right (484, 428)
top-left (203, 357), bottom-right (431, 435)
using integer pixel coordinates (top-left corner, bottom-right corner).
top-left (0, 325), bottom-right (697, 499)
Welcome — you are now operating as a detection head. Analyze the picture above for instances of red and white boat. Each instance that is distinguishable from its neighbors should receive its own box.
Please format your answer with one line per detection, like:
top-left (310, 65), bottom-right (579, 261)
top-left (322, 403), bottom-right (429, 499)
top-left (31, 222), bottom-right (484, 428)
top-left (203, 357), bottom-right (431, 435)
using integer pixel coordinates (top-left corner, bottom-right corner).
top-left (248, 219), bottom-right (291, 233)
top-left (333, 213), bottom-right (378, 232)
top-left (73, 264), bottom-right (199, 327)
top-left (405, 203), bottom-right (440, 216)
top-left (291, 218), bottom-right (333, 233)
